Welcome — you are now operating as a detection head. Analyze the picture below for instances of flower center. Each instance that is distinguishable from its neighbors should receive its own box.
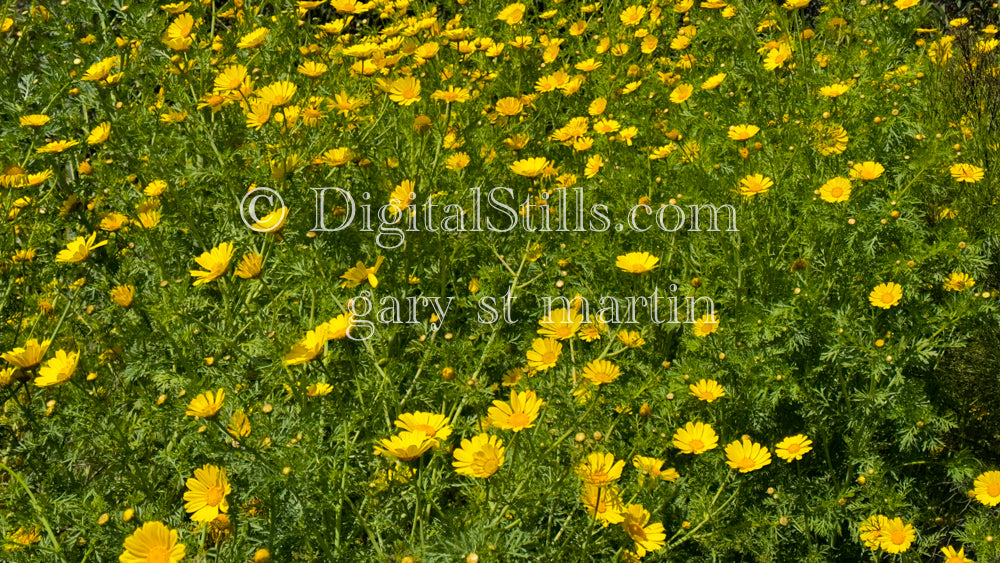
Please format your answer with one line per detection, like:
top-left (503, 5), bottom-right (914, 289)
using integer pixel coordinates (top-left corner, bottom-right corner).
top-left (890, 529), bottom-right (906, 545)
top-left (479, 455), bottom-right (498, 476)
top-left (540, 351), bottom-right (557, 365)
top-left (588, 471), bottom-right (609, 485)
top-left (786, 444), bottom-right (801, 454)
top-left (146, 545), bottom-right (171, 563)
top-left (987, 482), bottom-right (1000, 497)
top-left (737, 456), bottom-right (757, 470)
top-left (508, 412), bottom-right (530, 428)
top-left (688, 439), bottom-right (704, 452)
top-left (205, 485), bottom-right (224, 507)
top-left (626, 522), bottom-right (646, 540)
top-left (830, 187), bottom-right (843, 198)
top-left (881, 292), bottom-right (896, 304)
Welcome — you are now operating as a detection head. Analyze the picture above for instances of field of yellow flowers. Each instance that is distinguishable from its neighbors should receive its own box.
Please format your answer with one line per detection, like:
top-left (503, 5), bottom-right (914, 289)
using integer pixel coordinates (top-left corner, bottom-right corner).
top-left (2, 0), bottom-right (1000, 561)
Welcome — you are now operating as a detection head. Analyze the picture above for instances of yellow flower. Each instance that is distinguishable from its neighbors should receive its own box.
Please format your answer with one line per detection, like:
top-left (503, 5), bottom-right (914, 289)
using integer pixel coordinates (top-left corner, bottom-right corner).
top-left (879, 518), bottom-right (915, 554)
top-left (724, 437), bottom-right (772, 473)
top-left (81, 56), bottom-right (119, 81)
top-left (672, 421), bottom-right (719, 454)
top-left (394, 411), bottom-right (453, 443)
top-left (306, 382), bottom-right (333, 397)
top-left (445, 152), bottom-right (470, 170)
top-left (489, 389), bottom-right (544, 431)
top-left (235, 253), bottom-right (263, 279)
top-left (616, 330), bottom-right (645, 348)
top-left (727, 124), bottom-right (759, 140)
top-left (184, 464), bottom-right (231, 522)
top-left (3, 338), bottom-right (51, 369)
top-left (941, 546), bottom-right (972, 563)
top-left (283, 328), bottom-right (328, 366)
top-left (775, 434), bottom-right (813, 462)
top-left (237, 27), bottom-right (269, 49)
top-left (819, 83), bottom-right (850, 98)
top-left (0, 367), bottom-right (16, 387)
top-left (85, 121), bottom-right (112, 145)
top-left (701, 72), bottom-right (727, 89)
top-left (764, 43), bottom-right (793, 70)
top-left (581, 359), bottom-right (621, 385)
top-left (737, 174), bottom-right (773, 197)
top-left (819, 177), bottom-right (851, 203)
top-left (37, 139), bottom-right (79, 153)
top-left (616, 251), bottom-right (658, 274)
top-left (56, 232), bottom-right (108, 263)
top-left (19, 114), bottom-right (50, 127)
top-left (859, 514), bottom-right (889, 550)
top-left (257, 81), bottom-right (297, 107)
top-left (689, 379), bottom-right (725, 402)
top-left (850, 161), bottom-right (885, 181)
top-left (340, 256), bottom-right (385, 288)
top-left (389, 180), bottom-right (415, 215)
top-left (138, 210), bottom-right (161, 229)
top-left (145, 180), bottom-right (167, 197)
top-left (950, 163), bottom-right (984, 183)
top-left (526, 337), bottom-right (561, 371)
top-left (250, 206), bottom-right (288, 233)
top-left (496, 2), bottom-right (526, 25)
top-left (119, 521), bottom-right (186, 563)
top-left (632, 456), bottom-right (679, 483)
top-left (894, 0), bottom-right (918, 9)
top-left (669, 83), bottom-right (693, 103)
top-left (619, 5), bottom-right (646, 26)
top-left (186, 388), bottom-right (225, 418)
top-left (869, 282), bottom-right (902, 309)
top-left (388, 76), bottom-right (421, 106)
top-left (537, 307), bottom-right (582, 340)
top-left (580, 484), bottom-right (625, 524)
top-left (510, 156), bottom-right (552, 178)
top-left (495, 97), bottom-right (524, 116)
top-left (431, 86), bottom-right (471, 104)
top-left (100, 212), bottom-right (129, 231)
top-left (5, 526), bottom-right (41, 550)
top-left (214, 64), bottom-right (250, 92)
top-left (297, 61), bottom-right (328, 77)
top-left (375, 430), bottom-right (437, 462)
top-left (160, 2), bottom-right (190, 13)
top-left (973, 470), bottom-right (1000, 506)
top-left (692, 313), bottom-right (719, 337)
top-left (621, 504), bottom-right (666, 557)
top-left (190, 242), bottom-right (234, 286)
top-left (453, 433), bottom-right (505, 478)
top-left (33, 350), bottom-right (78, 387)
top-left (577, 452), bottom-right (625, 486)
top-left (584, 154), bottom-right (604, 178)
top-left (227, 410), bottom-right (251, 437)
top-left (943, 272), bottom-right (974, 291)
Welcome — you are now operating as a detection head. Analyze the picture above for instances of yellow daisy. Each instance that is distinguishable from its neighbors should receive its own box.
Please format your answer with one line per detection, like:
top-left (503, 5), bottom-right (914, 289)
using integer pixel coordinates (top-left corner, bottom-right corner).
top-left (452, 433), bottom-right (505, 478)
top-left (869, 282), bottom-right (902, 309)
top-left (724, 437), bottom-right (772, 473)
top-left (672, 421), bottom-right (719, 454)
top-left (33, 350), bottom-right (79, 387)
top-left (119, 521), bottom-right (186, 563)
top-left (185, 388), bottom-right (225, 419)
top-left (184, 464), bottom-right (232, 523)
top-left (190, 242), bottom-right (234, 286)
top-left (488, 389), bottom-right (544, 431)
top-left (775, 434), bottom-right (813, 462)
